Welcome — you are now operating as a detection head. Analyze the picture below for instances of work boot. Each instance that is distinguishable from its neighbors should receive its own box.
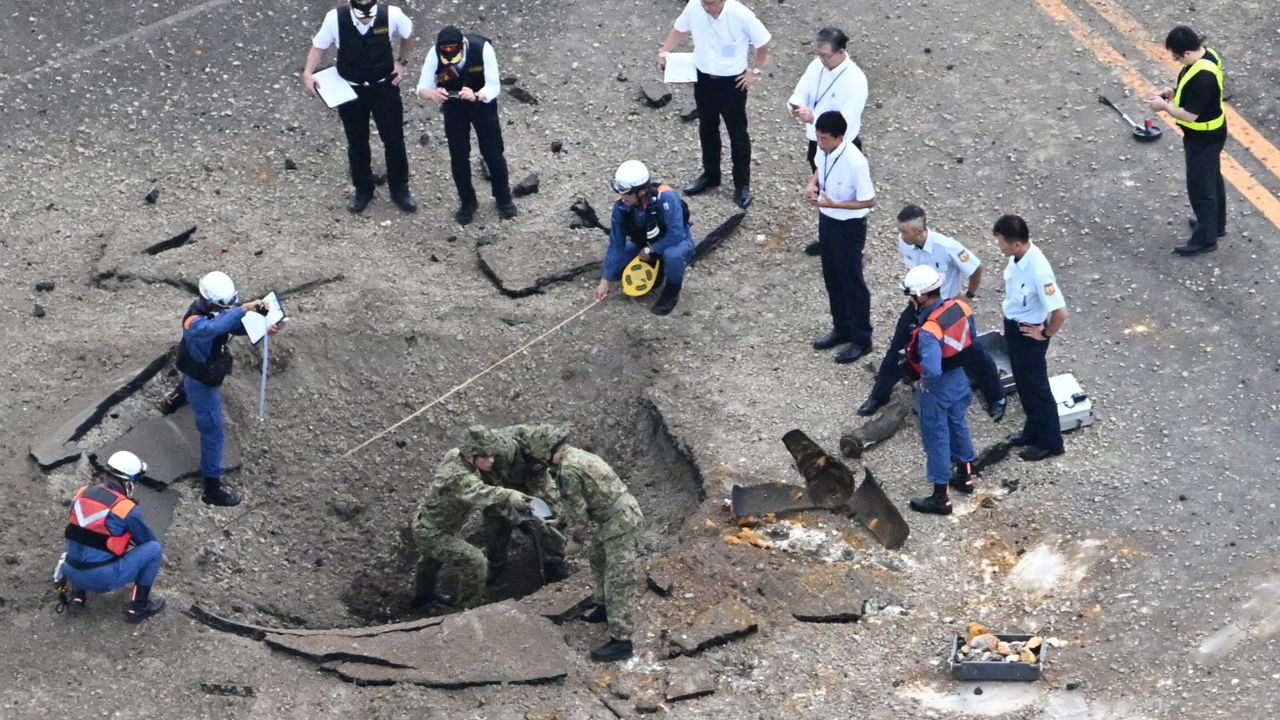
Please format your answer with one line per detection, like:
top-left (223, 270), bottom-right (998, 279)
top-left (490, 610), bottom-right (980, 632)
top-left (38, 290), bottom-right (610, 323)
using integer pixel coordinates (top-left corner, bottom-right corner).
top-left (68, 588), bottom-right (88, 615)
top-left (812, 330), bottom-right (849, 351)
top-left (949, 461), bottom-right (975, 495)
top-left (589, 638), bottom-right (634, 663)
top-left (159, 384), bottom-right (186, 415)
top-left (543, 559), bottom-right (570, 583)
top-left (485, 564), bottom-right (507, 586)
top-left (908, 484), bottom-right (952, 515)
top-left (455, 204), bottom-right (476, 226)
top-left (581, 604), bottom-right (608, 624)
top-left (650, 282), bottom-right (682, 316)
top-left (497, 199), bottom-right (519, 220)
top-left (391, 190), bottom-right (418, 213)
top-left (857, 395), bottom-right (887, 417)
top-left (347, 190), bottom-right (374, 214)
top-left (683, 173), bottom-right (720, 195)
top-left (201, 477), bottom-right (241, 507)
top-left (803, 241), bottom-right (821, 256)
top-left (987, 398), bottom-right (1007, 423)
top-left (125, 586), bottom-right (166, 624)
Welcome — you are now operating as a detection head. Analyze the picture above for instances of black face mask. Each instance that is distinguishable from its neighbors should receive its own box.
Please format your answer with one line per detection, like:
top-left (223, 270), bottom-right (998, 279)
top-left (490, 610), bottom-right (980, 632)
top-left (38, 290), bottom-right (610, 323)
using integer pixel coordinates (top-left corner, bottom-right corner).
top-left (351, 0), bottom-right (377, 19)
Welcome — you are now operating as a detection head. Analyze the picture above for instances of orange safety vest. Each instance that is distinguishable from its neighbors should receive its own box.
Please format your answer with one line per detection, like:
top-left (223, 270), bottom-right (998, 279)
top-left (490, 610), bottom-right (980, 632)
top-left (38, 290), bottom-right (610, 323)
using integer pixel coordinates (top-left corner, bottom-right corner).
top-left (906, 298), bottom-right (974, 375)
top-left (64, 484), bottom-right (135, 557)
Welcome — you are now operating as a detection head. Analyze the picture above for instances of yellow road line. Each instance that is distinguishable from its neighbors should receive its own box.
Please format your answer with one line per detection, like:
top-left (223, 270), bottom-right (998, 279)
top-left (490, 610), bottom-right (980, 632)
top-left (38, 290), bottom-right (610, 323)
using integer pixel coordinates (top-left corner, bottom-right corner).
top-left (1081, 0), bottom-right (1280, 186)
top-left (1035, 0), bottom-right (1280, 231)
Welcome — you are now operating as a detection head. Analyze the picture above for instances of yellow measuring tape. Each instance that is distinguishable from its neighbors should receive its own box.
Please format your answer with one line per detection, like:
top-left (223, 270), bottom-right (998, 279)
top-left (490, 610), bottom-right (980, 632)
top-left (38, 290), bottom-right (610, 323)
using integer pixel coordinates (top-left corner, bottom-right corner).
top-left (340, 298), bottom-right (601, 459)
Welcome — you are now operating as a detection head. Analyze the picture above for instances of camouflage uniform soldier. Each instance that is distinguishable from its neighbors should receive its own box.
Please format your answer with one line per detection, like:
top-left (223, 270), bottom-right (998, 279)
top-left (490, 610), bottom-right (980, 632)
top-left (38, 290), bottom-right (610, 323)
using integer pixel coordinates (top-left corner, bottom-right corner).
top-left (410, 426), bottom-right (534, 608)
top-left (474, 424), bottom-right (570, 584)
top-left (526, 425), bottom-right (644, 663)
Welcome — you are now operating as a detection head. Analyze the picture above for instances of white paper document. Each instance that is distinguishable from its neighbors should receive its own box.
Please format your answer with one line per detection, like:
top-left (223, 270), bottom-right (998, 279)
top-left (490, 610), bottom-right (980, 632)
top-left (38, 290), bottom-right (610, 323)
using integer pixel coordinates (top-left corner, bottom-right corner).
top-left (314, 66), bottom-right (357, 108)
top-left (242, 292), bottom-right (285, 344)
top-left (663, 53), bottom-right (697, 84)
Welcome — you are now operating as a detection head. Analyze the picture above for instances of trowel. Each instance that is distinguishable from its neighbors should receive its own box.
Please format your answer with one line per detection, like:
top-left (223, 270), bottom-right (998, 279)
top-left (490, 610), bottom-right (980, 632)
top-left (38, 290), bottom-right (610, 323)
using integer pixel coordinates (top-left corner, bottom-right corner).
top-left (729, 430), bottom-right (909, 549)
top-left (1099, 95), bottom-right (1162, 142)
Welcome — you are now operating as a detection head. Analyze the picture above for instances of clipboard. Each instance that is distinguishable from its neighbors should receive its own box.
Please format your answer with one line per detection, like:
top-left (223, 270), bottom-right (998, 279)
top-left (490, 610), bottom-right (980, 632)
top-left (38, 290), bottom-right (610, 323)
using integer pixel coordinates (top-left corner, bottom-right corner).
top-left (314, 66), bottom-right (358, 108)
top-left (663, 53), bottom-right (697, 84)
top-left (241, 292), bottom-right (285, 344)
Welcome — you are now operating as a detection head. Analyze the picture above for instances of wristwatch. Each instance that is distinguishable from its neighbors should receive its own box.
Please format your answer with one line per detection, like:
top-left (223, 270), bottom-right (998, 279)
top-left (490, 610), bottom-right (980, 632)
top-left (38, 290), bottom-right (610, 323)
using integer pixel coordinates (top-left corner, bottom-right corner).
top-left (750, 68), bottom-right (762, 76)
top-left (397, 57), bottom-right (409, 64)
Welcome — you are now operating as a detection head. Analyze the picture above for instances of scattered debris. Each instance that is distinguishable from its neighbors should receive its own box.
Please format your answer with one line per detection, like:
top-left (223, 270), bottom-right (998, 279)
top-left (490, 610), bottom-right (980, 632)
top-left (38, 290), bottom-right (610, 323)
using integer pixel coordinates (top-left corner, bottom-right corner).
top-left (199, 683), bottom-right (255, 697)
top-left (550, 140), bottom-right (564, 153)
top-left (418, 133), bottom-right (430, 146)
top-left (664, 664), bottom-right (716, 703)
top-left (143, 225), bottom-right (198, 255)
top-left (723, 527), bottom-right (772, 549)
top-left (34, 281), bottom-right (54, 292)
top-left (32, 304), bottom-right (46, 318)
top-left (570, 198), bottom-right (609, 233)
top-left (500, 75), bottom-right (518, 85)
top-left (839, 400), bottom-right (911, 458)
top-left (1066, 677), bottom-right (1084, 690)
top-left (144, 188), bottom-right (160, 204)
top-left (284, 158), bottom-right (297, 170)
top-left (507, 86), bottom-right (538, 104)
top-left (513, 173), bottom-right (540, 197)
top-left (668, 600), bottom-right (758, 657)
top-left (640, 84), bottom-right (672, 108)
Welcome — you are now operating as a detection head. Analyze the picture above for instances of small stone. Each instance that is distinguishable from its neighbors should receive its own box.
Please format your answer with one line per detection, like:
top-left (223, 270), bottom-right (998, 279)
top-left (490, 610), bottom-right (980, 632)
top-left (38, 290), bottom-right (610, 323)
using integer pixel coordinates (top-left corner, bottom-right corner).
top-left (500, 75), bottom-right (518, 85)
top-left (550, 140), bottom-right (563, 153)
top-left (513, 173), bottom-right (540, 197)
top-left (35, 281), bottom-right (54, 292)
top-left (970, 633), bottom-right (999, 652)
top-left (965, 622), bottom-right (987, 643)
top-left (633, 690), bottom-right (662, 713)
top-left (144, 188), bottom-right (159, 204)
top-left (507, 86), bottom-right (538, 104)
top-left (284, 158), bottom-right (297, 170)
top-left (445, 235), bottom-right (457, 243)
top-left (1019, 648), bottom-right (1037, 664)
top-left (419, 133), bottom-right (430, 146)
top-left (974, 687), bottom-right (983, 696)
top-left (1179, 494), bottom-right (1188, 501)
top-left (616, 72), bottom-right (627, 82)
top-left (997, 642), bottom-right (1012, 656)
top-left (641, 83), bottom-right (673, 108)
top-left (1066, 677), bottom-right (1084, 691)
top-left (429, 254), bottom-right (439, 262)
top-left (32, 304), bottom-right (46, 318)
top-left (924, 47), bottom-right (932, 54)
top-left (1025, 636), bottom-right (1043, 650)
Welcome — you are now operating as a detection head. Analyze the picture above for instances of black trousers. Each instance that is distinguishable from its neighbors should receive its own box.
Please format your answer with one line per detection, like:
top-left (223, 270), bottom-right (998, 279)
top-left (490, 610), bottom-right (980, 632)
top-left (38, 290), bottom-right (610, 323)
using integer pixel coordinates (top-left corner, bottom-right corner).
top-left (694, 71), bottom-right (751, 187)
top-left (1184, 133), bottom-right (1227, 247)
top-left (806, 136), bottom-right (862, 172)
top-left (818, 214), bottom-right (872, 349)
top-left (442, 99), bottom-right (512, 208)
top-left (1003, 318), bottom-right (1062, 452)
top-left (869, 303), bottom-right (1006, 406)
top-left (337, 82), bottom-right (410, 195)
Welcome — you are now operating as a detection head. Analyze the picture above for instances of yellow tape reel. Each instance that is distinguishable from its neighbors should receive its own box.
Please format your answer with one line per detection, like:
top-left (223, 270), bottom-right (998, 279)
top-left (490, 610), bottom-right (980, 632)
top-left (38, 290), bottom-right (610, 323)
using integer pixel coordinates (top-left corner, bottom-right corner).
top-left (622, 257), bottom-right (661, 297)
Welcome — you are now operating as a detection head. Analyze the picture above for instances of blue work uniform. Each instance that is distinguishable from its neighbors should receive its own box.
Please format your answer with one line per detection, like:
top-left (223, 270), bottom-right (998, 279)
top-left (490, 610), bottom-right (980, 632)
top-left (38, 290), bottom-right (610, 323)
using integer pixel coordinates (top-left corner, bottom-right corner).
top-left (63, 485), bottom-right (163, 594)
top-left (914, 299), bottom-right (977, 486)
top-left (602, 186), bottom-right (694, 285)
top-left (1002, 243), bottom-right (1066, 453)
top-left (178, 300), bottom-right (247, 480)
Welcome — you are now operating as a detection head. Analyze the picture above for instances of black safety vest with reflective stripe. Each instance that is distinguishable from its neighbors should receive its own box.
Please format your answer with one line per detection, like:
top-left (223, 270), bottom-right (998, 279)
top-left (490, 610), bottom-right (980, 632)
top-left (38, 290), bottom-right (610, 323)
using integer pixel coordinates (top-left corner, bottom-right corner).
top-left (336, 4), bottom-right (394, 85)
top-left (435, 35), bottom-right (489, 93)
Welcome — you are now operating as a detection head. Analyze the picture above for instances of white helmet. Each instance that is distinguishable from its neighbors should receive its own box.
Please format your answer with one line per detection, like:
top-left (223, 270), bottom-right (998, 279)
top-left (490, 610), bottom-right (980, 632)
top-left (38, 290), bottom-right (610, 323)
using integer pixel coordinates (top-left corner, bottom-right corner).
top-left (198, 271), bottom-right (239, 307)
top-left (611, 160), bottom-right (650, 194)
top-left (105, 450), bottom-right (147, 483)
top-left (902, 265), bottom-right (943, 297)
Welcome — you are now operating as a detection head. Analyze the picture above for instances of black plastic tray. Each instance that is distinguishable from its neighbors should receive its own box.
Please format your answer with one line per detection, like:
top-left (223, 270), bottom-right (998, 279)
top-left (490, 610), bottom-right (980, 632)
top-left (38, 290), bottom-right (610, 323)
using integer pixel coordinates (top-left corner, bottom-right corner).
top-left (949, 633), bottom-right (1045, 682)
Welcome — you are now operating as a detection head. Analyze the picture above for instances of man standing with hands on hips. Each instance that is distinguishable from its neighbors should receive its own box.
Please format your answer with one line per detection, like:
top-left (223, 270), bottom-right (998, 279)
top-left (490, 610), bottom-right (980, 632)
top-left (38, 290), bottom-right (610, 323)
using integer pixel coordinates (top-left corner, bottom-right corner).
top-left (418, 26), bottom-right (518, 226)
top-left (1144, 25), bottom-right (1226, 257)
top-left (658, 0), bottom-right (771, 209)
top-left (302, 0), bottom-right (417, 215)
top-left (806, 111), bottom-right (876, 364)
top-left (995, 214), bottom-right (1068, 462)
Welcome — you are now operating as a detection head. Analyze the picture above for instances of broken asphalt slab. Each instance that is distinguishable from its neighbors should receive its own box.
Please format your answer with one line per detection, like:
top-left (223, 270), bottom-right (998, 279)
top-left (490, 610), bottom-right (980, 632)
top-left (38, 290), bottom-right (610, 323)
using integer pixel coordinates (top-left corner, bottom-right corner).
top-left (668, 599), bottom-right (758, 657)
top-left (98, 404), bottom-right (240, 486)
top-left (29, 353), bottom-right (171, 470)
top-left (758, 567), bottom-right (875, 624)
top-left (189, 604), bottom-right (442, 640)
top-left (133, 485), bottom-right (179, 542)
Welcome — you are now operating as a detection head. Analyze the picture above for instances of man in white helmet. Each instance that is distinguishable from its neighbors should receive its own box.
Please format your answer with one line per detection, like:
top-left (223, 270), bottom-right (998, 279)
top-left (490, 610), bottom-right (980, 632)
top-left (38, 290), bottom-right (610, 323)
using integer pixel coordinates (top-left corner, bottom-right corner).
top-left (173, 272), bottom-right (280, 506)
top-left (61, 451), bottom-right (169, 622)
top-left (594, 161), bottom-right (694, 316)
top-left (898, 265), bottom-right (978, 516)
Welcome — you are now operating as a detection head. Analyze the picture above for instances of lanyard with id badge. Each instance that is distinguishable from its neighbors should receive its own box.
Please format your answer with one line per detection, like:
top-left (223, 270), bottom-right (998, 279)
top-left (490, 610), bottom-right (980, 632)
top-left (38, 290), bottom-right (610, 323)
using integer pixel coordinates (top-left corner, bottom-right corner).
top-left (708, 16), bottom-right (739, 58)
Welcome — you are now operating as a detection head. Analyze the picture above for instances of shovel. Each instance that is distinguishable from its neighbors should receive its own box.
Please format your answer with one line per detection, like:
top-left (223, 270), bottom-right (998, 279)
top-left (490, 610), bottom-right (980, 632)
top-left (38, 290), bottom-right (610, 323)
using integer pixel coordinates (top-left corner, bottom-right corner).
top-left (728, 430), bottom-right (910, 549)
top-left (1099, 95), bottom-right (1162, 142)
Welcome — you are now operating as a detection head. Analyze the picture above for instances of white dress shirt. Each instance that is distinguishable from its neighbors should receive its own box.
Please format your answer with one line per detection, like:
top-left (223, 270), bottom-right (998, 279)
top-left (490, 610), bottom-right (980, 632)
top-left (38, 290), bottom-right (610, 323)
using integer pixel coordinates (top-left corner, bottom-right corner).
top-left (1002, 243), bottom-right (1066, 323)
top-left (673, 0), bottom-right (772, 77)
top-left (417, 40), bottom-right (501, 102)
top-left (897, 230), bottom-right (981, 300)
top-left (787, 56), bottom-right (868, 142)
top-left (815, 140), bottom-right (874, 220)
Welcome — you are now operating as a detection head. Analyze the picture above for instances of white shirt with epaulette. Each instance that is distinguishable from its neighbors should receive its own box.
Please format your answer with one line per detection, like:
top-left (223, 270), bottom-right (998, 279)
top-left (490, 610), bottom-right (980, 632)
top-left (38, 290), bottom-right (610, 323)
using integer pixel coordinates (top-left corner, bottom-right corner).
top-left (1002, 243), bottom-right (1065, 324)
top-left (898, 230), bottom-right (980, 300)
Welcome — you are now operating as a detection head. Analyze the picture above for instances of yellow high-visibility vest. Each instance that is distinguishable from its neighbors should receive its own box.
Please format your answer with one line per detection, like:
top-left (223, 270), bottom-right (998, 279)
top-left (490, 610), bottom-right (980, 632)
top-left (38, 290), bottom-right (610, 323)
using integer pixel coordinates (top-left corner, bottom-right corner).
top-left (1172, 48), bottom-right (1225, 132)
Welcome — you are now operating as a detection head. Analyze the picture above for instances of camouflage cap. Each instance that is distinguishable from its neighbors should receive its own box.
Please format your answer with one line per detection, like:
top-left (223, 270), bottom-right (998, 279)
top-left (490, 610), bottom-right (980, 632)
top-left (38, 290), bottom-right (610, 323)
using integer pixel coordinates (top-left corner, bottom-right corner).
top-left (460, 425), bottom-right (500, 457)
top-left (524, 424), bottom-right (569, 458)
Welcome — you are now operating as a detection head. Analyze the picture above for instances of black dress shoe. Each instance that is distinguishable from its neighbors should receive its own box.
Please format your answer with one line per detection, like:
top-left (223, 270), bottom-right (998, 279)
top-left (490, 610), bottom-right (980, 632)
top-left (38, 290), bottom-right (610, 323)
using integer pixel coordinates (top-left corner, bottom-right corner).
top-left (348, 191), bottom-right (374, 214)
top-left (391, 191), bottom-right (417, 213)
top-left (455, 205), bottom-right (476, 226)
top-left (497, 199), bottom-right (519, 219)
top-left (1173, 241), bottom-right (1217, 257)
top-left (1019, 445), bottom-right (1064, 462)
top-left (812, 330), bottom-right (849, 351)
top-left (857, 396), bottom-right (887, 417)
top-left (1007, 432), bottom-right (1033, 447)
top-left (803, 241), bottom-right (821, 256)
top-left (834, 343), bottom-right (870, 364)
top-left (734, 185), bottom-right (752, 209)
top-left (683, 174), bottom-right (721, 195)
top-left (987, 398), bottom-right (1007, 423)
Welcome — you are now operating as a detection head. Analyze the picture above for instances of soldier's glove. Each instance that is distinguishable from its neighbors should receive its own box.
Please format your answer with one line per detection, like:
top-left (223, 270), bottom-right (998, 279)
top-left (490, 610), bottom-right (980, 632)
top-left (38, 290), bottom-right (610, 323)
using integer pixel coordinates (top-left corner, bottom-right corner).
top-left (507, 490), bottom-right (532, 511)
